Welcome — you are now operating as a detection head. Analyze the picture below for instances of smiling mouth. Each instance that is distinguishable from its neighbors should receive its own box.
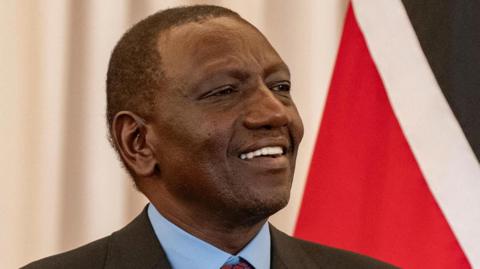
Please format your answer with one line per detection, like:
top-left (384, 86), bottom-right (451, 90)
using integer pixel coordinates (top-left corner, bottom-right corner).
top-left (239, 146), bottom-right (285, 160)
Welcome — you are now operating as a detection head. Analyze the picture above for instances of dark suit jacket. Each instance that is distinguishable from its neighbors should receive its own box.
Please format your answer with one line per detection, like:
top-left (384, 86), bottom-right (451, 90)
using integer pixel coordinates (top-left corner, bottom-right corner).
top-left (22, 209), bottom-right (398, 269)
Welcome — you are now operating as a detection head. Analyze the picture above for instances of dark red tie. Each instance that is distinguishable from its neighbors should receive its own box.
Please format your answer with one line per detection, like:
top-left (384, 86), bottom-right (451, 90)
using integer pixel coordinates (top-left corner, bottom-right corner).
top-left (220, 257), bottom-right (254, 269)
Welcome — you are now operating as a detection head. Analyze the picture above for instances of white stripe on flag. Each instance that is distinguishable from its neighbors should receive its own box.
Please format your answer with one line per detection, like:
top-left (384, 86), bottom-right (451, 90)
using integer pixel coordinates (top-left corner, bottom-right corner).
top-left (352, 0), bottom-right (480, 267)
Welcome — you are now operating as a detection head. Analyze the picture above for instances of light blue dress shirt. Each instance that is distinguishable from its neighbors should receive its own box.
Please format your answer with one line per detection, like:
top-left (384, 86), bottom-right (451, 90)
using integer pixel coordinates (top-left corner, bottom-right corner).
top-left (147, 203), bottom-right (271, 269)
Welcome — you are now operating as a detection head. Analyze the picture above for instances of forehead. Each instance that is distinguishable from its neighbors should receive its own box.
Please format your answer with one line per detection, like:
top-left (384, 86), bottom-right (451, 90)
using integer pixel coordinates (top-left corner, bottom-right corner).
top-left (157, 16), bottom-right (286, 81)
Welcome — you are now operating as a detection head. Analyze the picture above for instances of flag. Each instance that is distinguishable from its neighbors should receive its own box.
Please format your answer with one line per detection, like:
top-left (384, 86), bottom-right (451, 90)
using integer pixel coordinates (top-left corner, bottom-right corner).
top-left (294, 1), bottom-right (480, 268)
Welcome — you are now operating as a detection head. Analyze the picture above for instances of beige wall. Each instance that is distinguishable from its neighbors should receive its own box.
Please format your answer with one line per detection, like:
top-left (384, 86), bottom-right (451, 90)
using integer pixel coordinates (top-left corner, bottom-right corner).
top-left (0, 0), bottom-right (348, 267)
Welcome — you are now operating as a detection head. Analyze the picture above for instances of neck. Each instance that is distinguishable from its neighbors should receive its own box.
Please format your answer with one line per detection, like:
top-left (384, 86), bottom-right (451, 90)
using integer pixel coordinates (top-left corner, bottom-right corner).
top-left (145, 190), bottom-right (267, 254)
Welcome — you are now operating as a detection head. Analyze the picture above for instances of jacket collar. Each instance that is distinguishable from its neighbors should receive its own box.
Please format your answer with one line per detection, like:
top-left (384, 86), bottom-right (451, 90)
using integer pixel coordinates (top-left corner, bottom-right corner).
top-left (104, 206), bottom-right (172, 269)
top-left (103, 206), bottom-right (317, 269)
top-left (270, 225), bottom-right (319, 269)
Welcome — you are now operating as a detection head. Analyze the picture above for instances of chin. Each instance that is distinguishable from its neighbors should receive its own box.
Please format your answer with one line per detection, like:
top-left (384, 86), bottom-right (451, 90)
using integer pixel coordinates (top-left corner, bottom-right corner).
top-left (229, 188), bottom-right (291, 226)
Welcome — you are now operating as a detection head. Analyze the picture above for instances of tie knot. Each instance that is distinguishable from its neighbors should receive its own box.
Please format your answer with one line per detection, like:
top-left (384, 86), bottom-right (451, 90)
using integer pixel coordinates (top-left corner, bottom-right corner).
top-left (220, 256), bottom-right (254, 269)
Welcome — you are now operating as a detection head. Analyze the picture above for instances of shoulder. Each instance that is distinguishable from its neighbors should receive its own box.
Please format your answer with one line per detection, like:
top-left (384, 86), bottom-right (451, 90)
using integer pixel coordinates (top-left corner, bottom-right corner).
top-left (269, 225), bottom-right (399, 269)
top-left (295, 237), bottom-right (398, 269)
top-left (21, 207), bottom-right (169, 269)
top-left (21, 236), bottom-right (110, 269)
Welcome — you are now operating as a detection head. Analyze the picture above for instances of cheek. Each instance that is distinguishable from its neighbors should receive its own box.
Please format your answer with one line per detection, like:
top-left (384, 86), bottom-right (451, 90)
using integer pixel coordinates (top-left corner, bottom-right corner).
top-left (159, 125), bottom-right (235, 202)
top-left (192, 116), bottom-right (234, 153)
top-left (157, 119), bottom-right (231, 171)
top-left (152, 102), bottom-right (238, 176)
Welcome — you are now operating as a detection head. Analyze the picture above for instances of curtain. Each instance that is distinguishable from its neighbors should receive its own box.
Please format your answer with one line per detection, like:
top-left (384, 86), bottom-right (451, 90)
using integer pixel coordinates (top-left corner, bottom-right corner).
top-left (0, 0), bottom-right (348, 267)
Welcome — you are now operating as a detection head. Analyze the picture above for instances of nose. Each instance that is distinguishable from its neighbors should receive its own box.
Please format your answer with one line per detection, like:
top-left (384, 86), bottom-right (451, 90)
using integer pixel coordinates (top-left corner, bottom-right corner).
top-left (243, 84), bottom-right (290, 130)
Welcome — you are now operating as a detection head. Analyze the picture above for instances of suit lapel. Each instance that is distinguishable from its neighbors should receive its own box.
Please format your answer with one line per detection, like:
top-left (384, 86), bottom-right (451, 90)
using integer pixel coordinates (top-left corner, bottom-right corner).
top-left (104, 207), bottom-right (172, 269)
top-left (270, 224), bottom-right (320, 269)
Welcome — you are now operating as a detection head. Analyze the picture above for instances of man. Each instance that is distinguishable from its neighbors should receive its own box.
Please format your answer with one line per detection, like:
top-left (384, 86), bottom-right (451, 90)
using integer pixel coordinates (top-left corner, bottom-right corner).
top-left (24, 5), bottom-right (397, 269)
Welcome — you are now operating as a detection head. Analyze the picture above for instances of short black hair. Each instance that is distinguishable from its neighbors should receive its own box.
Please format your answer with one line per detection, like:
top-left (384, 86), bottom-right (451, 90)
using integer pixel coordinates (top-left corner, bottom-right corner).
top-left (106, 5), bottom-right (241, 135)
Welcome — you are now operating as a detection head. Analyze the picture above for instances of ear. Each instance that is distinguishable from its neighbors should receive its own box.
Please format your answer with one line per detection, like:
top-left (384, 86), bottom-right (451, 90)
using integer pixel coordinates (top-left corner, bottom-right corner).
top-left (111, 111), bottom-right (157, 177)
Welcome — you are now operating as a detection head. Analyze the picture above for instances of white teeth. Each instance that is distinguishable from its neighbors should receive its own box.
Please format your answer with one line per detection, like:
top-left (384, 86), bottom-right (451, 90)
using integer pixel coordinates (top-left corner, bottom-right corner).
top-left (240, 146), bottom-right (284, 160)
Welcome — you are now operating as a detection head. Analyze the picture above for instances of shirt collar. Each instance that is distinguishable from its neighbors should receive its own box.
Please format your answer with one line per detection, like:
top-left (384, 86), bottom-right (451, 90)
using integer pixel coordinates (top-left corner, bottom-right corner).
top-left (147, 203), bottom-right (271, 269)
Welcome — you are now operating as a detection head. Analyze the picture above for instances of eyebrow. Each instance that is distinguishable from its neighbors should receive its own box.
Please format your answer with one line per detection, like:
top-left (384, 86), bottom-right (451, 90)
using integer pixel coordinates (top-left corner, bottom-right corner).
top-left (263, 62), bottom-right (290, 78)
top-left (198, 60), bottom-right (290, 83)
top-left (205, 62), bottom-right (290, 80)
top-left (224, 68), bottom-right (250, 81)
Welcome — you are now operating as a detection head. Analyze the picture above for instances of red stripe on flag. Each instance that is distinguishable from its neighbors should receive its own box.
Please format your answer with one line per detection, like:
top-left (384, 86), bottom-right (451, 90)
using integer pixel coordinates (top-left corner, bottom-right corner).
top-left (294, 4), bottom-right (471, 268)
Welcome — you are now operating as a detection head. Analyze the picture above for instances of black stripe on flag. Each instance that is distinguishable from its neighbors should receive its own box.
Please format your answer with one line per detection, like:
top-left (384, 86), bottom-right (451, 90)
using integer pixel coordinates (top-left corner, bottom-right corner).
top-left (401, 0), bottom-right (480, 161)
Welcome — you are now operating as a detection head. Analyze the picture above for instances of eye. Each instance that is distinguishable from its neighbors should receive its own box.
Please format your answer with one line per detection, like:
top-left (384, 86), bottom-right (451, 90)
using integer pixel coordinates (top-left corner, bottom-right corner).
top-left (213, 86), bottom-right (235, 96)
top-left (270, 81), bottom-right (291, 92)
top-left (201, 85), bottom-right (237, 99)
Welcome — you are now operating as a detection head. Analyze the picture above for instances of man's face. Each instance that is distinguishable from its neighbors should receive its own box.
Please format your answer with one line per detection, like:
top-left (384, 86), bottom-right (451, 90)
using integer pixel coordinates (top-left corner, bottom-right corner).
top-left (147, 16), bottom-right (304, 222)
